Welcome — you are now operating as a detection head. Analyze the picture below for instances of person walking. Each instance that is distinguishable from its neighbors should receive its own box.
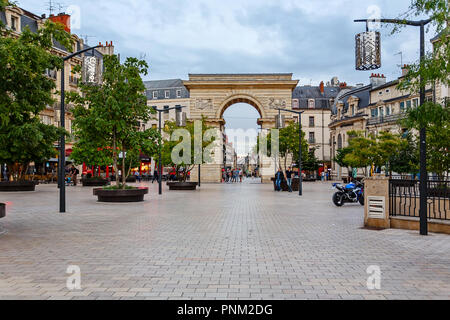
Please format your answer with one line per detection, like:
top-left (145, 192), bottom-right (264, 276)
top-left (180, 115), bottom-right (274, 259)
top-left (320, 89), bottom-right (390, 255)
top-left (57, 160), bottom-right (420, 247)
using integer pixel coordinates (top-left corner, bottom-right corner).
top-left (239, 169), bottom-right (243, 183)
top-left (275, 168), bottom-right (283, 192)
top-left (72, 165), bottom-right (79, 186)
top-left (134, 170), bottom-right (141, 182)
top-left (285, 167), bottom-right (293, 192)
top-left (152, 168), bottom-right (158, 183)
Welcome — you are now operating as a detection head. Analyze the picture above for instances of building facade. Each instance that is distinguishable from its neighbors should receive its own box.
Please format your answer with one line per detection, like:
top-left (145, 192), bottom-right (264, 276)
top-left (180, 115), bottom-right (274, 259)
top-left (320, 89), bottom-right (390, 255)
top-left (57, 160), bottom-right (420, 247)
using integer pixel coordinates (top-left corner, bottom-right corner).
top-left (329, 71), bottom-right (435, 180)
top-left (292, 81), bottom-right (341, 163)
top-left (1, 6), bottom-right (113, 166)
top-left (329, 77), bottom-right (375, 179)
top-left (366, 67), bottom-right (432, 136)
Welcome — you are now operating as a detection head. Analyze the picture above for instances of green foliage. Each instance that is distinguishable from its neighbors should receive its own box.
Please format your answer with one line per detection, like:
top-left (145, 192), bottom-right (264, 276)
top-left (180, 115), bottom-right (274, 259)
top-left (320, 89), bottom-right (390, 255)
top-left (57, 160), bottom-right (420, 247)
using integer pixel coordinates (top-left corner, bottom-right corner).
top-left (342, 130), bottom-right (417, 176)
top-left (303, 148), bottom-right (320, 171)
top-left (401, 100), bottom-right (450, 177)
top-left (68, 55), bottom-right (159, 188)
top-left (0, 19), bottom-right (71, 180)
top-left (102, 184), bottom-right (136, 190)
top-left (389, 131), bottom-right (419, 175)
top-left (263, 121), bottom-right (309, 170)
top-left (395, 0), bottom-right (449, 92)
top-left (161, 117), bottom-right (216, 182)
top-left (333, 147), bottom-right (352, 169)
top-left (343, 131), bottom-right (376, 171)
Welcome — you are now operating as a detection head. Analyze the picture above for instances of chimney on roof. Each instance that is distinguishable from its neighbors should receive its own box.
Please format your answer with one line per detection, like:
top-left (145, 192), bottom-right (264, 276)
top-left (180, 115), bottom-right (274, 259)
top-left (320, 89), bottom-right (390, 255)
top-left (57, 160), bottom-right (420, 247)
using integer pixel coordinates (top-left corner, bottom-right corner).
top-left (96, 41), bottom-right (115, 56)
top-left (319, 81), bottom-right (324, 94)
top-left (370, 73), bottom-right (387, 88)
top-left (401, 64), bottom-right (410, 77)
top-left (49, 13), bottom-right (71, 33)
top-left (339, 82), bottom-right (347, 89)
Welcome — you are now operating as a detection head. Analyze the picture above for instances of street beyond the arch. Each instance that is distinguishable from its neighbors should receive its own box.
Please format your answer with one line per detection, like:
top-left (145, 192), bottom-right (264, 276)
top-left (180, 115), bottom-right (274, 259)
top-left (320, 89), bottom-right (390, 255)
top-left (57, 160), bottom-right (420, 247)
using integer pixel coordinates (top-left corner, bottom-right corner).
top-left (0, 181), bottom-right (449, 300)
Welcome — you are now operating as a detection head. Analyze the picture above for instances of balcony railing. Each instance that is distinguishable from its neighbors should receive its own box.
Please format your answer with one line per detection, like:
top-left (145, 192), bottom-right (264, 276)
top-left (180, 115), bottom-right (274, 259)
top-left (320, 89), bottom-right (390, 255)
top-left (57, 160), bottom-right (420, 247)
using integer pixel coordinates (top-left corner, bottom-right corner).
top-left (69, 75), bottom-right (79, 85)
top-left (367, 113), bottom-right (404, 125)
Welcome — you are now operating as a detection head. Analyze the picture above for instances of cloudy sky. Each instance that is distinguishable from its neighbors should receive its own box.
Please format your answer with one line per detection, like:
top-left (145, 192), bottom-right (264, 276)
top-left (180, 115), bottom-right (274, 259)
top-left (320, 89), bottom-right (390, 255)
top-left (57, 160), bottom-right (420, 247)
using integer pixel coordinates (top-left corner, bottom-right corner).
top-left (18, 0), bottom-right (434, 154)
top-left (20, 0), bottom-right (434, 84)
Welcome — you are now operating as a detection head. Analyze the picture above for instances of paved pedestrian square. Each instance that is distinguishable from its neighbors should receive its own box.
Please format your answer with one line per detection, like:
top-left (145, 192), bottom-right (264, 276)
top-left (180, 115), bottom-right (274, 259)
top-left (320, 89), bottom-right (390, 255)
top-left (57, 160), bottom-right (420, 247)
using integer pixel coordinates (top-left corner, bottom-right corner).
top-left (0, 180), bottom-right (449, 300)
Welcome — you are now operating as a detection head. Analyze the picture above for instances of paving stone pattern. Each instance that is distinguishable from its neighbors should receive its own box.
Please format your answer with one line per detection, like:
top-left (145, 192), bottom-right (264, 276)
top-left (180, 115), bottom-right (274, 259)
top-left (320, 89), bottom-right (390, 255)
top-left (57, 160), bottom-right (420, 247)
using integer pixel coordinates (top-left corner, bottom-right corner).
top-left (0, 180), bottom-right (449, 300)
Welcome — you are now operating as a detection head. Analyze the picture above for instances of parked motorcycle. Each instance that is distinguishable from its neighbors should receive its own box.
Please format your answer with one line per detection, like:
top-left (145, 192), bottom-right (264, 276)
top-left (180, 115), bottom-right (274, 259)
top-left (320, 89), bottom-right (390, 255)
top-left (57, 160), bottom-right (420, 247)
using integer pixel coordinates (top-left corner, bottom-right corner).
top-left (332, 180), bottom-right (364, 206)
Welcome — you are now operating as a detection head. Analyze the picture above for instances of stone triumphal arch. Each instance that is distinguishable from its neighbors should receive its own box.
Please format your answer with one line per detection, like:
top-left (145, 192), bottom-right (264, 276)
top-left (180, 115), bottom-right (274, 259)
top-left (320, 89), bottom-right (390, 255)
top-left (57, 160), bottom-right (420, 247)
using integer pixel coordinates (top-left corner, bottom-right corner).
top-left (183, 74), bottom-right (299, 183)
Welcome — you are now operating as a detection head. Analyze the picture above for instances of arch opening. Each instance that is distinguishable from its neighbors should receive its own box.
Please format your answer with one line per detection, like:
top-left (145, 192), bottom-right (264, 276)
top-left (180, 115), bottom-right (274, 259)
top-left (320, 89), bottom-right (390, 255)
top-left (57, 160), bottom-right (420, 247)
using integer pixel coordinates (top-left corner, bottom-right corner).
top-left (222, 102), bottom-right (261, 180)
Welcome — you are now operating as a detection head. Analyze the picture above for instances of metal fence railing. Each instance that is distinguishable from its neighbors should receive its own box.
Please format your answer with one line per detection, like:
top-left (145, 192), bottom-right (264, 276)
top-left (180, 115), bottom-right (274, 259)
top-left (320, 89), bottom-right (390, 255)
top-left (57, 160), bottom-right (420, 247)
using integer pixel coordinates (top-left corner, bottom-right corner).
top-left (389, 178), bottom-right (449, 221)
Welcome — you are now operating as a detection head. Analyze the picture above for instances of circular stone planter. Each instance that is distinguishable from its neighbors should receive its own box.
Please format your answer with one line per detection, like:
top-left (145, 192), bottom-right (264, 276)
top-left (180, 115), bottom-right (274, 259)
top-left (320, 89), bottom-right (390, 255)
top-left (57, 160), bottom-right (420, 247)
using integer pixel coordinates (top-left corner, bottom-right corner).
top-left (0, 181), bottom-right (37, 192)
top-left (81, 178), bottom-right (109, 187)
top-left (0, 203), bottom-right (5, 219)
top-left (93, 187), bottom-right (148, 202)
top-left (167, 182), bottom-right (198, 190)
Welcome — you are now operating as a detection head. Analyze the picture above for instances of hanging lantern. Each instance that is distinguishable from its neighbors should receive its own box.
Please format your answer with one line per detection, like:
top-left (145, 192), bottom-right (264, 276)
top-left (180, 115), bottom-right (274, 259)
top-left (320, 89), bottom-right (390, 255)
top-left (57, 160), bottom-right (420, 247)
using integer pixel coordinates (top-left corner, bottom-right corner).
top-left (355, 31), bottom-right (381, 71)
top-left (82, 56), bottom-right (103, 84)
top-left (275, 114), bottom-right (285, 129)
top-left (176, 109), bottom-right (187, 127)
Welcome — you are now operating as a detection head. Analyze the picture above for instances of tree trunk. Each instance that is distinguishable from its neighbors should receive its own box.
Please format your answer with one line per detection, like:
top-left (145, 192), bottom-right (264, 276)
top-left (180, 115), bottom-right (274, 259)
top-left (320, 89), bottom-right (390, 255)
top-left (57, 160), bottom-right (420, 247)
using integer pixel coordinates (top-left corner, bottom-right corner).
top-left (113, 130), bottom-right (120, 188)
top-left (121, 148), bottom-right (126, 189)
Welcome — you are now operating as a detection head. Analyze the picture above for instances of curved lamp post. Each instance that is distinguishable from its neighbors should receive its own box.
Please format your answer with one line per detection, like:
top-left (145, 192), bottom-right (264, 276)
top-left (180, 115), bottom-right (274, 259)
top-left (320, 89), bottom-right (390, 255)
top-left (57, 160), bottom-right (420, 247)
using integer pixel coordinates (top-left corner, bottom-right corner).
top-left (152, 105), bottom-right (187, 195)
top-left (58, 44), bottom-right (103, 213)
top-left (354, 18), bottom-right (432, 235)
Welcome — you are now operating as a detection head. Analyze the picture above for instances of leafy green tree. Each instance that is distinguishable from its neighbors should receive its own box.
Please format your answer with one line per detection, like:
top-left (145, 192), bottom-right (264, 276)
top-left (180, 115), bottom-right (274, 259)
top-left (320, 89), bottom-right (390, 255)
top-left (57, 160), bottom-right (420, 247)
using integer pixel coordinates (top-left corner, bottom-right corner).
top-left (67, 55), bottom-right (159, 188)
top-left (389, 132), bottom-right (419, 176)
top-left (333, 146), bottom-right (352, 169)
top-left (161, 117), bottom-right (216, 182)
top-left (374, 131), bottom-right (405, 173)
top-left (0, 3), bottom-right (72, 181)
top-left (395, 1), bottom-right (449, 95)
top-left (395, 1), bottom-right (449, 179)
top-left (303, 147), bottom-right (320, 172)
top-left (263, 121), bottom-right (309, 171)
top-left (343, 131), bottom-right (376, 176)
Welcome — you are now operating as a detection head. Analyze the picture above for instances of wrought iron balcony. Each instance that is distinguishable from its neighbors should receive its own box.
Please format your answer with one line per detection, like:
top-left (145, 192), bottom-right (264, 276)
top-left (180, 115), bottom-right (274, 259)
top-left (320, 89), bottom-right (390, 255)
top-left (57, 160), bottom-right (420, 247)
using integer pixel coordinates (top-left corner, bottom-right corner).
top-left (367, 113), bottom-right (404, 125)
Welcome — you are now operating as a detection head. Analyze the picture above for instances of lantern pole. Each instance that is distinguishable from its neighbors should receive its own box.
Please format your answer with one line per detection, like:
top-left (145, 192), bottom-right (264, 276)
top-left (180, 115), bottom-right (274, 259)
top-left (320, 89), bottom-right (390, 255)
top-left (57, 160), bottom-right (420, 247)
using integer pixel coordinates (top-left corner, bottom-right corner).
top-left (354, 18), bottom-right (431, 235)
top-left (58, 44), bottom-right (102, 213)
top-left (152, 105), bottom-right (186, 195)
top-left (275, 108), bottom-right (304, 196)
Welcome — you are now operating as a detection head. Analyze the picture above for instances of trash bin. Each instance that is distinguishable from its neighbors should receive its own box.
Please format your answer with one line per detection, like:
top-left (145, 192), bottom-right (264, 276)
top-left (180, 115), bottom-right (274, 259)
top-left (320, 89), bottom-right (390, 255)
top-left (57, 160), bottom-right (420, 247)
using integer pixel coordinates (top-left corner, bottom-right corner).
top-left (0, 203), bottom-right (5, 219)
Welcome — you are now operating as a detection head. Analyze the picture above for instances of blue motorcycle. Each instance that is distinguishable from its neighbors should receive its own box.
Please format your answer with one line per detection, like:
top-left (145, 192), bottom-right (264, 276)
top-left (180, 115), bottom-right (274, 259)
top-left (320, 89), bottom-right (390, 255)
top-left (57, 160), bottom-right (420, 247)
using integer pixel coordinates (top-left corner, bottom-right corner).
top-left (332, 180), bottom-right (364, 206)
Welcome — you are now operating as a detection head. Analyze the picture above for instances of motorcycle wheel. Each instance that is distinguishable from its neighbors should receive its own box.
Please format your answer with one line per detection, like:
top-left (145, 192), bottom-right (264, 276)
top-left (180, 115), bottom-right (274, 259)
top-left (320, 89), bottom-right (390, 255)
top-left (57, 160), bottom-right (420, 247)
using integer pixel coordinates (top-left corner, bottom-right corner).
top-left (359, 194), bottom-right (364, 206)
top-left (332, 192), bottom-right (344, 207)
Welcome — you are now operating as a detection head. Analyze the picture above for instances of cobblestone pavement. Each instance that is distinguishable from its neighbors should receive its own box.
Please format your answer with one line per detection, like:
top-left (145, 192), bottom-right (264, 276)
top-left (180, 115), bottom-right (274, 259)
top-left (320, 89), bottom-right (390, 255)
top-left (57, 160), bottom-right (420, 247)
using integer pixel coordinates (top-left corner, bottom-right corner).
top-left (0, 180), bottom-right (449, 300)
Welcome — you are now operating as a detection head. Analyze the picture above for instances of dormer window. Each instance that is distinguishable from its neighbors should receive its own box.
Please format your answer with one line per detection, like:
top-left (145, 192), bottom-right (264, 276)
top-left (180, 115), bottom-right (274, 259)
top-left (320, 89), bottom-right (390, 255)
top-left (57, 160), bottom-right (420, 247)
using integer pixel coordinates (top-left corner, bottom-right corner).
top-left (176, 89), bottom-right (181, 98)
top-left (152, 91), bottom-right (158, 99)
top-left (308, 99), bottom-right (315, 109)
top-left (165, 90), bottom-right (170, 99)
top-left (11, 16), bottom-right (19, 31)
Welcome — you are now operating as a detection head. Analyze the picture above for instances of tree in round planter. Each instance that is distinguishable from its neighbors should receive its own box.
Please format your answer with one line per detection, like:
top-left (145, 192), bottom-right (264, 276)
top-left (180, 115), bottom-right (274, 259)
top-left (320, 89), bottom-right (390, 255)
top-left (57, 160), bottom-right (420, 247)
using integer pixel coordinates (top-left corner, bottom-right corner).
top-left (161, 118), bottom-right (216, 190)
top-left (262, 122), bottom-right (309, 190)
top-left (67, 55), bottom-right (159, 202)
top-left (0, 6), bottom-right (71, 191)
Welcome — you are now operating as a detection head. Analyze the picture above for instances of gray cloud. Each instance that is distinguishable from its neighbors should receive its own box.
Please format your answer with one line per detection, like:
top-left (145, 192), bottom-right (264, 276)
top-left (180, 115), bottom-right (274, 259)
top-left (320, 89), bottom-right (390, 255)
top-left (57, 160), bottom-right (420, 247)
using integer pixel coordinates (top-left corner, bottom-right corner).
top-left (19, 0), bottom-right (434, 85)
